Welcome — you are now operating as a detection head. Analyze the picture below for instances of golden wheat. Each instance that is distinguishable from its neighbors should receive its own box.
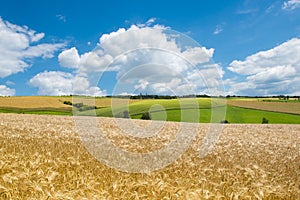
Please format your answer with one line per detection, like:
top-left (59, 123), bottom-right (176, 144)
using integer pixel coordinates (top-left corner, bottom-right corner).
top-left (0, 96), bottom-right (140, 110)
top-left (0, 96), bottom-right (72, 109)
top-left (0, 113), bottom-right (299, 199)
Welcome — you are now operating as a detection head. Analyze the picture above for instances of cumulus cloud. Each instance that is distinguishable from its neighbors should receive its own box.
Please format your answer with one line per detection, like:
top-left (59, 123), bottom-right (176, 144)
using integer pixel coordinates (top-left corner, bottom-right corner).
top-left (29, 71), bottom-right (106, 96)
top-left (0, 85), bottom-right (15, 96)
top-left (0, 17), bottom-right (65, 78)
top-left (58, 47), bottom-right (80, 68)
top-left (58, 48), bottom-right (114, 72)
top-left (282, 0), bottom-right (300, 10)
top-left (182, 47), bottom-right (214, 65)
top-left (227, 38), bottom-right (300, 95)
top-left (58, 23), bottom-right (223, 96)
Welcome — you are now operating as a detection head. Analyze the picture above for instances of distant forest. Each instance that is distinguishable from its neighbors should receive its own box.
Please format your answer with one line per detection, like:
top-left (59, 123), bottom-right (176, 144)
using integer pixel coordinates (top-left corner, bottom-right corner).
top-left (102, 94), bottom-right (300, 100)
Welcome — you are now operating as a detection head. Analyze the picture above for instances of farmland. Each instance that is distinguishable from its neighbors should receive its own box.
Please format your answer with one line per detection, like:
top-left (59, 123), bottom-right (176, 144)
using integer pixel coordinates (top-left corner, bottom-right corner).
top-left (227, 99), bottom-right (300, 115)
top-left (0, 96), bottom-right (300, 124)
top-left (0, 96), bottom-right (140, 116)
top-left (0, 113), bottom-right (299, 199)
top-left (79, 98), bottom-right (300, 124)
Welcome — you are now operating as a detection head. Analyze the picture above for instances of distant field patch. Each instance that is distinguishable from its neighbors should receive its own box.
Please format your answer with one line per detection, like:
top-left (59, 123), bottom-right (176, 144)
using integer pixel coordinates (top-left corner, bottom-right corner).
top-left (227, 100), bottom-right (300, 115)
top-left (225, 106), bottom-right (300, 124)
top-left (0, 96), bottom-right (140, 115)
top-left (130, 106), bottom-right (300, 124)
top-left (0, 96), bottom-right (72, 109)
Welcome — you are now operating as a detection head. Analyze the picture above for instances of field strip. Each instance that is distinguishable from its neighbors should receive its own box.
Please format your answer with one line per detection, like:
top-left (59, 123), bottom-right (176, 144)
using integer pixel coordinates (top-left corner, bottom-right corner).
top-left (0, 96), bottom-right (72, 109)
top-left (129, 105), bottom-right (226, 116)
top-left (0, 113), bottom-right (299, 199)
top-left (227, 100), bottom-right (300, 115)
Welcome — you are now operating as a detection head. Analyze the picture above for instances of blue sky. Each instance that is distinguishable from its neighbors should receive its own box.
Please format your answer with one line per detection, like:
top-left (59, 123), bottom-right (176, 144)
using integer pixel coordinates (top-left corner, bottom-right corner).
top-left (0, 0), bottom-right (299, 96)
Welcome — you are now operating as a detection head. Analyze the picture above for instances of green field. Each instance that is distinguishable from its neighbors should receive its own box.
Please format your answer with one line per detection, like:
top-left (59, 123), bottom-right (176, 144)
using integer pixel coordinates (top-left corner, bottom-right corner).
top-left (79, 98), bottom-right (300, 124)
top-left (225, 106), bottom-right (300, 124)
top-left (0, 97), bottom-right (299, 123)
top-left (0, 107), bottom-right (72, 116)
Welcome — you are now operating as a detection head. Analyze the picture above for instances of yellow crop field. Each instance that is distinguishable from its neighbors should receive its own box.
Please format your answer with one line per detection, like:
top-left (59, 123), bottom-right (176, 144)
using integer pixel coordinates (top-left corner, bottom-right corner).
top-left (0, 113), bottom-right (299, 199)
top-left (0, 96), bottom-right (72, 109)
top-left (0, 96), bottom-right (140, 110)
top-left (227, 100), bottom-right (300, 115)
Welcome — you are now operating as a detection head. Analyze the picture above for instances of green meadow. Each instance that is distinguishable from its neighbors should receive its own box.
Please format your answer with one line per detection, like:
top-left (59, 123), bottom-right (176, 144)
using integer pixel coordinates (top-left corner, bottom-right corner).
top-left (0, 97), bottom-right (299, 123)
top-left (79, 98), bottom-right (300, 124)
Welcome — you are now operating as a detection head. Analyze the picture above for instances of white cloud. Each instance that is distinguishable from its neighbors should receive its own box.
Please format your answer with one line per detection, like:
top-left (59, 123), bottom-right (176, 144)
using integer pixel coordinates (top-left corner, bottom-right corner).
top-left (227, 38), bottom-right (300, 95)
top-left (0, 17), bottom-right (65, 78)
top-left (150, 78), bottom-right (194, 95)
top-left (58, 47), bottom-right (80, 68)
top-left (29, 71), bottom-right (106, 96)
top-left (145, 18), bottom-right (156, 26)
top-left (118, 92), bottom-right (136, 96)
top-left (213, 23), bottom-right (225, 35)
top-left (58, 23), bottom-right (221, 96)
top-left (182, 47), bottom-right (214, 65)
top-left (0, 85), bottom-right (15, 96)
top-left (79, 51), bottom-right (114, 72)
top-left (134, 79), bottom-right (149, 90)
top-left (5, 80), bottom-right (15, 86)
top-left (56, 14), bottom-right (66, 22)
top-left (29, 71), bottom-right (73, 96)
top-left (98, 25), bottom-right (182, 57)
top-left (58, 48), bottom-right (114, 72)
top-left (282, 0), bottom-right (300, 10)
top-left (213, 27), bottom-right (223, 35)
top-left (138, 18), bottom-right (157, 27)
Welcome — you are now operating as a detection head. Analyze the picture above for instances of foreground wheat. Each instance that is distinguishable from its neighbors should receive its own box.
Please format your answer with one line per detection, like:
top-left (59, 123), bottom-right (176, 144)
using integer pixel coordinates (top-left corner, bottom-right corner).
top-left (0, 113), bottom-right (299, 199)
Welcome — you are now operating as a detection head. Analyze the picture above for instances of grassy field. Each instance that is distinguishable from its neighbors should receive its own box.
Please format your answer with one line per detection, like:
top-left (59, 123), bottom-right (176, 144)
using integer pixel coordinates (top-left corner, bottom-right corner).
top-left (225, 106), bottom-right (300, 124)
top-left (78, 98), bottom-right (300, 124)
top-left (0, 113), bottom-right (299, 199)
top-left (1, 96), bottom-right (299, 124)
top-left (0, 107), bottom-right (72, 116)
top-left (129, 106), bottom-right (300, 124)
top-left (82, 98), bottom-right (213, 116)
top-left (128, 106), bottom-right (300, 124)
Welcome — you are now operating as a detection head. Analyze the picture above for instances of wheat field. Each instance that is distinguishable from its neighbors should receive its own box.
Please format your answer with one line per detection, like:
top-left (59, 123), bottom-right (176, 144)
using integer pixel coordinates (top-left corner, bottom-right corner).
top-left (0, 113), bottom-right (299, 199)
top-left (0, 96), bottom-right (141, 110)
top-left (0, 96), bottom-right (73, 109)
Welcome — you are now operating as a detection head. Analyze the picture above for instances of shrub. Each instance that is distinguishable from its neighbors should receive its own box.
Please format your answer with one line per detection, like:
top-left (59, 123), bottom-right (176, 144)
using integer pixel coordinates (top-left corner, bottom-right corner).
top-left (262, 117), bottom-right (268, 124)
top-left (116, 110), bottom-right (130, 118)
top-left (73, 103), bottom-right (84, 108)
top-left (72, 102), bottom-right (98, 112)
top-left (63, 101), bottom-right (73, 106)
top-left (220, 120), bottom-right (229, 124)
top-left (141, 112), bottom-right (151, 120)
top-left (123, 111), bottom-right (130, 118)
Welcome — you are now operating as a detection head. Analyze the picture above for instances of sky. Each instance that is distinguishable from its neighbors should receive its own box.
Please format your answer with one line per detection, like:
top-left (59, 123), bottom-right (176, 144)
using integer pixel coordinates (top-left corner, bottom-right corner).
top-left (0, 0), bottom-right (300, 96)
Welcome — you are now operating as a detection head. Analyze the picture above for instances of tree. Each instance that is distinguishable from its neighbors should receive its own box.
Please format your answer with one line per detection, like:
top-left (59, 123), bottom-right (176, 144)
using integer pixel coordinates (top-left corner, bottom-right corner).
top-left (262, 117), bottom-right (268, 124)
top-left (123, 111), bottom-right (130, 118)
top-left (141, 112), bottom-right (151, 120)
top-left (220, 119), bottom-right (229, 124)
